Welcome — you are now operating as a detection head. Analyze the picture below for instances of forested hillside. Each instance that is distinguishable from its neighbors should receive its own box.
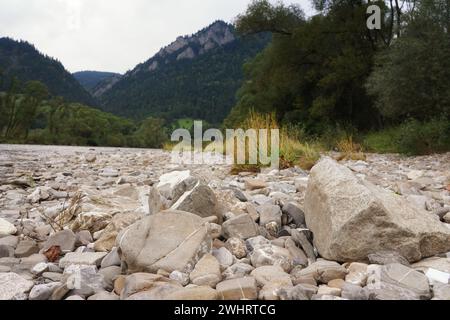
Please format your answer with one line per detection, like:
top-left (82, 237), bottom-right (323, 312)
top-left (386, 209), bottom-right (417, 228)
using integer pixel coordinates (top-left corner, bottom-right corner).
top-left (0, 37), bottom-right (96, 106)
top-left (99, 21), bottom-right (271, 124)
top-left (73, 71), bottom-right (121, 93)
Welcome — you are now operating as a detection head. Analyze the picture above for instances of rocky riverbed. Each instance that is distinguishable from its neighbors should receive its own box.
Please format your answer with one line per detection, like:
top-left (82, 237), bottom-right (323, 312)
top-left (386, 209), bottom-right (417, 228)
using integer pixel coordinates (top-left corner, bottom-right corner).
top-left (0, 144), bottom-right (449, 300)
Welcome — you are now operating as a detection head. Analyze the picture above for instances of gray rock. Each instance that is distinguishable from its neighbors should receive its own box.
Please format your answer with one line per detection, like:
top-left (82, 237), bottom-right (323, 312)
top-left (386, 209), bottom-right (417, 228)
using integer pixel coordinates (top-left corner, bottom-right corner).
top-left (279, 284), bottom-right (318, 300)
top-left (432, 283), bottom-right (450, 300)
top-left (368, 251), bottom-right (410, 266)
top-left (42, 229), bottom-right (77, 252)
top-left (0, 235), bottom-right (19, 248)
top-left (341, 283), bottom-right (370, 300)
top-left (99, 266), bottom-right (121, 291)
top-left (367, 263), bottom-right (431, 300)
top-left (0, 272), bottom-right (34, 300)
top-left (59, 252), bottom-right (107, 268)
top-left (76, 230), bottom-right (93, 246)
top-left (212, 247), bottom-right (234, 268)
top-left (100, 247), bottom-right (121, 268)
top-left (157, 170), bottom-right (197, 202)
top-left (216, 277), bottom-right (258, 300)
top-left (222, 214), bottom-right (259, 240)
top-left (223, 263), bottom-right (255, 280)
top-left (0, 244), bottom-right (14, 258)
top-left (118, 210), bottom-right (212, 274)
top-left (190, 253), bottom-right (222, 288)
top-left (284, 238), bottom-right (308, 267)
top-left (282, 202), bottom-right (305, 226)
top-left (257, 204), bottom-right (282, 227)
top-left (171, 184), bottom-right (222, 223)
top-left (0, 218), bottom-right (17, 236)
top-left (15, 239), bottom-right (39, 258)
top-left (120, 273), bottom-right (182, 300)
top-left (43, 272), bottom-right (64, 282)
top-left (305, 158), bottom-right (450, 263)
top-left (29, 282), bottom-right (61, 300)
top-left (65, 264), bottom-right (105, 297)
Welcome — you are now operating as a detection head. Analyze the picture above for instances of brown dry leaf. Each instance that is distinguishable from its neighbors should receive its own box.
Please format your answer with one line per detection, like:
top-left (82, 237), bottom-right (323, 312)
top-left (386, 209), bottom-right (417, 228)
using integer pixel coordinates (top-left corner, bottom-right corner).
top-left (44, 245), bottom-right (61, 262)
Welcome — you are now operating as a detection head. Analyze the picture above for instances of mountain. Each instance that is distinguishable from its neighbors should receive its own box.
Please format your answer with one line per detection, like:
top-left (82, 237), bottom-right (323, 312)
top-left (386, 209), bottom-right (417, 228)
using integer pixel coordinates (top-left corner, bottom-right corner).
top-left (73, 71), bottom-right (121, 93)
top-left (98, 21), bottom-right (271, 124)
top-left (0, 37), bottom-right (96, 106)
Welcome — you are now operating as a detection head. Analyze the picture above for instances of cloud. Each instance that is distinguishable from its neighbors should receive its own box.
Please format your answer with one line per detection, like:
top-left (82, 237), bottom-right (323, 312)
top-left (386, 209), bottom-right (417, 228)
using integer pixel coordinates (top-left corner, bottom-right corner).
top-left (0, 0), bottom-right (315, 73)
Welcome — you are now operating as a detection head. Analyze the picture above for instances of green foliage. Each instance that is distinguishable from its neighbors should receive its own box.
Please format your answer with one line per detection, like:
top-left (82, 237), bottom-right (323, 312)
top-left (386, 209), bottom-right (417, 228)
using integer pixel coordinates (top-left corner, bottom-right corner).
top-left (364, 118), bottom-right (450, 155)
top-left (235, 0), bottom-right (305, 35)
top-left (366, 0), bottom-right (450, 122)
top-left (226, 1), bottom-right (383, 134)
top-left (132, 117), bottom-right (168, 149)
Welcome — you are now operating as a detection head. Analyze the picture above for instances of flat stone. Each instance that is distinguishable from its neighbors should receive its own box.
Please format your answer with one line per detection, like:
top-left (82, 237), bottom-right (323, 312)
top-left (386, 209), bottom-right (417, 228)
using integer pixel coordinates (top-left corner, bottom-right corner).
top-left (367, 263), bottom-right (431, 300)
top-left (117, 210), bottom-right (212, 274)
top-left (222, 214), bottom-right (259, 240)
top-left (282, 202), bottom-right (305, 226)
top-left (0, 218), bottom-right (17, 236)
top-left (42, 230), bottom-right (77, 252)
top-left (99, 266), bottom-right (121, 291)
top-left (120, 273), bottom-right (182, 300)
top-left (279, 284), bottom-right (318, 300)
top-left (216, 277), bottom-right (258, 300)
top-left (190, 253), bottom-right (222, 288)
top-left (244, 179), bottom-right (267, 191)
top-left (0, 245), bottom-right (14, 258)
top-left (15, 239), bottom-right (39, 258)
top-left (0, 236), bottom-right (19, 248)
top-left (29, 282), bottom-right (61, 300)
top-left (59, 252), bottom-right (107, 268)
top-left (0, 272), bottom-right (34, 300)
top-left (171, 184), bottom-right (222, 223)
top-left (100, 247), bottom-right (121, 268)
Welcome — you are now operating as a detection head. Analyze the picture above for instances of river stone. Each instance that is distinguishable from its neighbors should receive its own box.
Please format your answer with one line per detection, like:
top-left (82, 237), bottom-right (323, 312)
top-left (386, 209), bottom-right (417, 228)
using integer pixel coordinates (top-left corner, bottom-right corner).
top-left (157, 170), bottom-right (197, 202)
top-left (190, 253), bottom-right (222, 288)
top-left (94, 211), bottom-right (142, 252)
top-left (42, 229), bottom-right (77, 253)
top-left (171, 184), bottom-right (222, 223)
top-left (59, 252), bottom-right (107, 268)
top-left (366, 263), bottom-right (431, 300)
top-left (305, 158), bottom-right (450, 263)
top-left (0, 218), bottom-right (16, 236)
top-left (29, 282), bottom-right (61, 300)
top-left (120, 273), bottom-right (182, 300)
top-left (216, 277), bottom-right (258, 300)
top-left (222, 214), bottom-right (259, 240)
top-left (0, 272), bottom-right (34, 300)
top-left (117, 210), bottom-right (212, 274)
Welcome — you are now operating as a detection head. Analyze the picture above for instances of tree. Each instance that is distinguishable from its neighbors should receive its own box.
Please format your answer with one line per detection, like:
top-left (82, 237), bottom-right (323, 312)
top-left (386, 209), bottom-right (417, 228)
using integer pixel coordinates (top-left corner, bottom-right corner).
top-left (366, 0), bottom-right (450, 122)
top-left (133, 117), bottom-right (168, 148)
top-left (226, 0), bottom-right (382, 133)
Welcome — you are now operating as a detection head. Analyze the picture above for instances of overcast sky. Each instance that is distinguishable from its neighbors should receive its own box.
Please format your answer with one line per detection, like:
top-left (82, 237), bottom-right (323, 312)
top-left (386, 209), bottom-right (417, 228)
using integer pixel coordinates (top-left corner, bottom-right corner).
top-left (0, 0), bottom-right (314, 74)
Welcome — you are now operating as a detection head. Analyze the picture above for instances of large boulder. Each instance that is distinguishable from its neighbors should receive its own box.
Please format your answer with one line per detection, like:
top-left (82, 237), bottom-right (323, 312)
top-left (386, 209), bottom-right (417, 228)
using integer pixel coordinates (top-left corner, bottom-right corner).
top-left (117, 210), bottom-right (212, 274)
top-left (305, 158), bottom-right (450, 263)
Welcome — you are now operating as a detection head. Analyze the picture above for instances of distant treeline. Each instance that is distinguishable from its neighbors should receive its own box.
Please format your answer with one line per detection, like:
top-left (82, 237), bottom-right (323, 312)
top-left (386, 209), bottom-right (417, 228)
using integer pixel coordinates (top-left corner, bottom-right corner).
top-left (0, 75), bottom-right (168, 148)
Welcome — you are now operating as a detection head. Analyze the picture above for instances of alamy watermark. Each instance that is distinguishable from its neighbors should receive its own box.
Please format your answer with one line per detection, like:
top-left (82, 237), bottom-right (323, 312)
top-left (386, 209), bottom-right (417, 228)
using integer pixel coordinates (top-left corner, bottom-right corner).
top-left (170, 121), bottom-right (280, 169)
top-left (367, 2), bottom-right (381, 30)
